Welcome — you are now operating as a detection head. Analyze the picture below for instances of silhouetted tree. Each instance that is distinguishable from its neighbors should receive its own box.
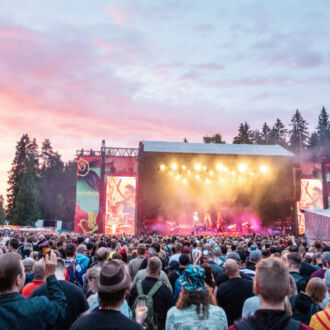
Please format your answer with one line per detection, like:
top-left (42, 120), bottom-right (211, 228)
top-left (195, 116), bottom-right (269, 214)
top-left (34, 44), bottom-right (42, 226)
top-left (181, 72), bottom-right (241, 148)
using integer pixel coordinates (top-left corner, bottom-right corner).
top-left (203, 133), bottom-right (226, 144)
top-left (316, 106), bottom-right (330, 147)
top-left (270, 118), bottom-right (288, 147)
top-left (233, 122), bottom-right (253, 144)
top-left (261, 123), bottom-right (272, 144)
top-left (289, 110), bottom-right (309, 154)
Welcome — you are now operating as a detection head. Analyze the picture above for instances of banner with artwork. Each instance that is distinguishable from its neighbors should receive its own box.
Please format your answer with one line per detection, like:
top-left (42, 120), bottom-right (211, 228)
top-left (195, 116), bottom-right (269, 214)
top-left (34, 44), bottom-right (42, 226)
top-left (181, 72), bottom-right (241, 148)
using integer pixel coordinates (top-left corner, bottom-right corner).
top-left (74, 156), bottom-right (101, 233)
top-left (104, 176), bottom-right (136, 235)
top-left (297, 179), bottom-right (323, 234)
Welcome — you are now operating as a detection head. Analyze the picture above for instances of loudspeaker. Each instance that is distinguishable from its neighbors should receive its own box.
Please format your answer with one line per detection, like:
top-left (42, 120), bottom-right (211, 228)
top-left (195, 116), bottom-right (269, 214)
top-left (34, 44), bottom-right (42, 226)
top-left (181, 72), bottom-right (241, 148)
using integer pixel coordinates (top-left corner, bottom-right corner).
top-left (293, 167), bottom-right (302, 201)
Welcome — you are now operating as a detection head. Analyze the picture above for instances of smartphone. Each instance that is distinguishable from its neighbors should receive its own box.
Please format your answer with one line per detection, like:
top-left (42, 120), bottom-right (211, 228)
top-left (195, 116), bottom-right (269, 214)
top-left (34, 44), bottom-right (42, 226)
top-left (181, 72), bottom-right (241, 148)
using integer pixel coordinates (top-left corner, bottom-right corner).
top-left (203, 249), bottom-right (209, 256)
top-left (38, 239), bottom-right (51, 257)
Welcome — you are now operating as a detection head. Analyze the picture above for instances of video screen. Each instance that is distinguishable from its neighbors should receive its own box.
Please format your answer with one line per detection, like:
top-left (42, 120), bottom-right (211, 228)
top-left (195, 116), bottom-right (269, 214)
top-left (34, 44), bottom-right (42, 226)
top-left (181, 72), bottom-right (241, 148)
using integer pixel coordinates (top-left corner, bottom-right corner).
top-left (297, 179), bottom-right (323, 234)
top-left (105, 176), bottom-right (136, 235)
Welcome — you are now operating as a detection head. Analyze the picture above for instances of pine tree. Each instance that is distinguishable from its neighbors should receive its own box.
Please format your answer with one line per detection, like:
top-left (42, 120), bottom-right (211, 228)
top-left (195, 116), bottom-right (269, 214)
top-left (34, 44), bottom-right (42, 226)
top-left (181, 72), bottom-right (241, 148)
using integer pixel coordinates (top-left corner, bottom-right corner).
top-left (251, 129), bottom-right (263, 144)
top-left (7, 134), bottom-right (39, 222)
top-left (261, 123), bottom-right (272, 144)
top-left (308, 132), bottom-right (320, 149)
top-left (316, 106), bottom-right (330, 146)
top-left (270, 118), bottom-right (288, 147)
top-left (0, 195), bottom-right (6, 225)
top-left (203, 133), bottom-right (226, 144)
top-left (13, 156), bottom-right (40, 225)
top-left (289, 110), bottom-right (309, 154)
top-left (38, 139), bottom-right (64, 220)
top-left (233, 122), bottom-right (253, 144)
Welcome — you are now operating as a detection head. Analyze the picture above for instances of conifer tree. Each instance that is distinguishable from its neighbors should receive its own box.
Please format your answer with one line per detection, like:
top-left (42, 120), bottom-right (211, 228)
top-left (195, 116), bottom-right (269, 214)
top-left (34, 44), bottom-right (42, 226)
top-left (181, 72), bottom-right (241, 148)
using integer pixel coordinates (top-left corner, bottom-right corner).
top-left (289, 110), bottom-right (309, 154)
top-left (233, 122), bottom-right (253, 144)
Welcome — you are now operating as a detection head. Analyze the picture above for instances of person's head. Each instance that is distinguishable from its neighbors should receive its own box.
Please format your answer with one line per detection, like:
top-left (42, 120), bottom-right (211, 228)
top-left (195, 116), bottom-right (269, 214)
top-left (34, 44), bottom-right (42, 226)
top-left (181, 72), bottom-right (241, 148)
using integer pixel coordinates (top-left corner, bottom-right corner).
top-left (201, 263), bottom-right (215, 288)
top-left (147, 256), bottom-right (161, 278)
top-left (77, 244), bottom-right (87, 256)
top-left (305, 277), bottom-right (327, 304)
top-left (286, 253), bottom-right (301, 271)
top-left (255, 257), bottom-right (290, 306)
top-left (33, 260), bottom-right (45, 281)
top-left (86, 267), bottom-right (100, 294)
top-left (221, 244), bottom-right (228, 255)
top-left (227, 252), bottom-right (241, 264)
top-left (151, 241), bottom-right (160, 253)
top-left (0, 252), bottom-right (25, 294)
top-left (97, 260), bottom-right (131, 309)
top-left (137, 244), bottom-right (146, 256)
top-left (179, 254), bottom-right (190, 268)
top-left (65, 243), bottom-right (77, 258)
top-left (22, 257), bottom-right (35, 274)
top-left (325, 269), bottom-right (330, 293)
top-left (250, 250), bottom-right (261, 264)
top-left (225, 258), bottom-right (240, 279)
top-left (124, 184), bottom-right (135, 200)
top-left (321, 251), bottom-right (330, 268)
top-left (8, 238), bottom-right (19, 252)
top-left (95, 247), bottom-right (109, 264)
top-left (175, 243), bottom-right (183, 254)
top-left (176, 264), bottom-right (215, 318)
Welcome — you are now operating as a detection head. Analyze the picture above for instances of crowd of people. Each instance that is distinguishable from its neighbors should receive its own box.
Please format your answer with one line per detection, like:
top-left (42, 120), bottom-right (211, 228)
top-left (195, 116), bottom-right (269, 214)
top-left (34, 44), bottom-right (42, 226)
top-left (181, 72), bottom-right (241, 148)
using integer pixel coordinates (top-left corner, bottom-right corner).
top-left (0, 232), bottom-right (330, 330)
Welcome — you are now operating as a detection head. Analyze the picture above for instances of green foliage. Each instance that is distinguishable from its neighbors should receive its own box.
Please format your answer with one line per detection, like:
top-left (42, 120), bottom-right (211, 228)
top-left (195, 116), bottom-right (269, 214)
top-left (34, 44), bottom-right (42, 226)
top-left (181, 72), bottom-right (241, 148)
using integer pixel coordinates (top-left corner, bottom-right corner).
top-left (270, 118), bottom-right (288, 147)
top-left (0, 195), bottom-right (6, 225)
top-left (6, 134), bottom-right (38, 222)
top-left (233, 122), bottom-right (253, 144)
top-left (12, 156), bottom-right (40, 225)
top-left (289, 110), bottom-right (309, 154)
top-left (203, 133), bottom-right (226, 144)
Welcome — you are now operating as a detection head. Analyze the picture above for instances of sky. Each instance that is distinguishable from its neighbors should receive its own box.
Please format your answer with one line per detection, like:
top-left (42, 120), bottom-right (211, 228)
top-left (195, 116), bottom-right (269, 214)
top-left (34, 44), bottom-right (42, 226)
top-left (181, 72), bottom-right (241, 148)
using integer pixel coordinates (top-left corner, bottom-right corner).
top-left (0, 0), bottom-right (330, 200)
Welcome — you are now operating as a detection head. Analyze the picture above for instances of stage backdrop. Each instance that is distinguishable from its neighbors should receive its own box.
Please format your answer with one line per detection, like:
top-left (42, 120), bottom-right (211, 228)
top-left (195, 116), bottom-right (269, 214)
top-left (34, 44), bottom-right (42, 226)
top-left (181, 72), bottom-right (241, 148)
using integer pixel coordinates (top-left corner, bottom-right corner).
top-left (297, 179), bottom-right (323, 235)
top-left (74, 156), bottom-right (101, 234)
top-left (104, 176), bottom-right (136, 235)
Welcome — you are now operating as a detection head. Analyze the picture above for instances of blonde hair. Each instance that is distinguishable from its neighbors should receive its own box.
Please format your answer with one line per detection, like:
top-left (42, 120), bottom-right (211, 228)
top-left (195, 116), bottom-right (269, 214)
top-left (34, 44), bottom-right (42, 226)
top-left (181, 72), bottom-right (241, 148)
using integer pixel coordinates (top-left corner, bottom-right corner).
top-left (255, 257), bottom-right (289, 304)
top-left (305, 277), bottom-right (327, 304)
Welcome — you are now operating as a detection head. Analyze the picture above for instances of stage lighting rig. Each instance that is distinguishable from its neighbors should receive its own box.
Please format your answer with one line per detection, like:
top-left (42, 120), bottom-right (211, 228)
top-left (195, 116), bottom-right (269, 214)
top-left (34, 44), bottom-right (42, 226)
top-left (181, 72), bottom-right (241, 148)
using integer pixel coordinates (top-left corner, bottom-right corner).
top-left (171, 163), bottom-right (178, 170)
top-left (160, 164), bottom-right (166, 171)
top-left (260, 165), bottom-right (268, 173)
top-left (238, 163), bottom-right (247, 173)
top-left (194, 163), bottom-right (202, 171)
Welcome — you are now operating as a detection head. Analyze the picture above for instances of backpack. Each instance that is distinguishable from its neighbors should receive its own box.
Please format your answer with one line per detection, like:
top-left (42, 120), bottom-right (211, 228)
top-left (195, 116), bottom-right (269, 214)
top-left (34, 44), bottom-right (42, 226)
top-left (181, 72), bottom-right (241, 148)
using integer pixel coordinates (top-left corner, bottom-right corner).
top-left (65, 261), bottom-right (79, 287)
top-left (234, 317), bottom-right (302, 330)
top-left (132, 280), bottom-right (163, 330)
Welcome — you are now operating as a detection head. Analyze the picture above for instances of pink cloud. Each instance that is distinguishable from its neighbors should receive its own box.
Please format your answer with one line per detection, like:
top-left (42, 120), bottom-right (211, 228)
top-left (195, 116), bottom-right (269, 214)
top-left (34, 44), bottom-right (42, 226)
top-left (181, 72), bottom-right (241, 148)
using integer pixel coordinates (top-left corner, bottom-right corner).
top-left (105, 5), bottom-right (131, 28)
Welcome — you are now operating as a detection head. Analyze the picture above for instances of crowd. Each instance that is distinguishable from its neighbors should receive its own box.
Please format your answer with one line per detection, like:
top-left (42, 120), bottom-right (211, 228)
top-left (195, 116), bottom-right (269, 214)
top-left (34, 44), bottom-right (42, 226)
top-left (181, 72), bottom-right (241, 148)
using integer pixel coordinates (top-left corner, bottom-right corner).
top-left (0, 232), bottom-right (330, 330)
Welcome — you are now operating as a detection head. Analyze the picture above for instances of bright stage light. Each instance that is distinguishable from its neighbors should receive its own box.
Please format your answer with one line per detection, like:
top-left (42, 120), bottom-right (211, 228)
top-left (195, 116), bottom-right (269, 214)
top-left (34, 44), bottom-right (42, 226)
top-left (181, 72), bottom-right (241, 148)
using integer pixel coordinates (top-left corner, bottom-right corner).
top-left (171, 163), bottom-right (178, 170)
top-left (231, 170), bottom-right (236, 176)
top-left (209, 170), bottom-right (214, 176)
top-left (160, 164), bottom-right (166, 171)
top-left (182, 178), bottom-right (187, 184)
top-left (194, 163), bottom-right (202, 171)
top-left (260, 165), bottom-right (268, 173)
top-left (187, 170), bottom-right (191, 175)
top-left (195, 174), bottom-right (200, 180)
top-left (238, 163), bottom-right (247, 173)
top-left (175, 174), bottom-right (180, 180)
top-left (205, 178), bottom-right (211, 184)
top-left (249, 171), bottom-right (254, 176)
top-left (203, 166), bottom-right (207, 171)
top-left (181, 165), bottom-right (186, 170)
top-left (216, 163), bottom-right (223, 171)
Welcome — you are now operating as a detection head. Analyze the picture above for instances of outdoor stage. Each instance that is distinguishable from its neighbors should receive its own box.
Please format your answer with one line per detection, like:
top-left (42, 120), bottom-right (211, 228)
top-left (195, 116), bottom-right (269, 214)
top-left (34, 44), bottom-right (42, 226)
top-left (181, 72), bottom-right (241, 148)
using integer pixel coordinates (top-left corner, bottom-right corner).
top-left (74, 141), bottom-right (297, 235)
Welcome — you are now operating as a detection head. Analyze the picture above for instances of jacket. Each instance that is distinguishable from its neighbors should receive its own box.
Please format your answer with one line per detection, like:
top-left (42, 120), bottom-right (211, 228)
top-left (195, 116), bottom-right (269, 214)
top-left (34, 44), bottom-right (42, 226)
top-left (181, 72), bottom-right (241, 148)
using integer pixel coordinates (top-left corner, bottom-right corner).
top-left (309, 302), bottom-right (330, 330)
top-left (0, 275), bottom-right (67, 330)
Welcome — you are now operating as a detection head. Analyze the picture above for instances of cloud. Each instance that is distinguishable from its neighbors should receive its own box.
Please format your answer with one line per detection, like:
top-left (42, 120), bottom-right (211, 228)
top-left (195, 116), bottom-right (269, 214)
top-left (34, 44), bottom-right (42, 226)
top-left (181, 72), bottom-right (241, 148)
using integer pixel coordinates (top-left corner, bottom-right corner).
top-left (105, 5), bottom-right (131, 28)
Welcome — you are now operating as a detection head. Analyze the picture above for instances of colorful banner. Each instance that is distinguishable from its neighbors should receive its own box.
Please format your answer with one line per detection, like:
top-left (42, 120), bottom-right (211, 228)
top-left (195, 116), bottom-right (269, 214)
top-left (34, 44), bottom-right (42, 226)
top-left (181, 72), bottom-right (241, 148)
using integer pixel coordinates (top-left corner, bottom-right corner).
top-left (74, 156), bottom-right (101, 234)
top-left (297, 179), bottom-right (323, 234)
top-left (104, 176), bottom-right (136, 235)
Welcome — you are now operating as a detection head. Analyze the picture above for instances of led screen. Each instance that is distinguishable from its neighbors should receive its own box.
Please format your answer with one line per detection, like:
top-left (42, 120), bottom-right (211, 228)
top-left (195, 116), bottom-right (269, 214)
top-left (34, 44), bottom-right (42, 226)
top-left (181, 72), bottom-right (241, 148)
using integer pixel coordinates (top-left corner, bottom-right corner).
top-left (105, 176), bottom-right (136, 235)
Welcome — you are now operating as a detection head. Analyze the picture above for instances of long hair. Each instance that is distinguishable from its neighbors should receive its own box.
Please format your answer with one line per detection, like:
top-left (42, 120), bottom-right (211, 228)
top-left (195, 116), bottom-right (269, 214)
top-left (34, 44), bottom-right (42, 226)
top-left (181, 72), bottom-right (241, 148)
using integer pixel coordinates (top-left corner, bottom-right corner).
top-left (176, 285), bottom-right (216, 319)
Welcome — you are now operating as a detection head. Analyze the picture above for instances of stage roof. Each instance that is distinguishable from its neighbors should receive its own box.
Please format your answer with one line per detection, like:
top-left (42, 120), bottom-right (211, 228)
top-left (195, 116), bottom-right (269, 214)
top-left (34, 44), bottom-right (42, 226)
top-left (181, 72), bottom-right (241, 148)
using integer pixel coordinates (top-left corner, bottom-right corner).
top-left (141, 141), bottom-right (295, 157)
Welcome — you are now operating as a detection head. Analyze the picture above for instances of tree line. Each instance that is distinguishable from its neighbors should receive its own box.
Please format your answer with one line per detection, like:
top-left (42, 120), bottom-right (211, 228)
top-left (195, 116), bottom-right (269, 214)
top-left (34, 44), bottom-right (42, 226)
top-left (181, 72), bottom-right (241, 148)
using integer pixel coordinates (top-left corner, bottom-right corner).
top-left (1, 134), bottom-right (76, 226)
top-left (202, 107), bottom-right (330, 156)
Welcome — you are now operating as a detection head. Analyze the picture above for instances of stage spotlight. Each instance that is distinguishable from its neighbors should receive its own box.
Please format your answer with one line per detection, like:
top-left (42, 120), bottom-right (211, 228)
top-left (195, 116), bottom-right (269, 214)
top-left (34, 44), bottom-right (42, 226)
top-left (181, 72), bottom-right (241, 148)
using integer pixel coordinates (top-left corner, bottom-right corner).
top-left (231, 170), bottom-right (236, 176)
top-left (260, 165), bottom-right (268, 173)
top-left (175, 174), bottom-right (180, 180)
top-left (171, 163), bottom-right (178, 170)
top-left (203, 166), bottom-right (207, 171)
top-left (238, 163), bottom-right (247, 173)
top-left (194, 163), bottom-right (202, 171)
top-left (187, 170), bottom-right (191, 175)
top-left (249, 171), bottom-right (254, 176)
top-left (182, 178), bottom-right (187, 184)
top-left (209, 170), bottom-right (214, 176)
top-left (195, 174), bottom-right (200, 180)
top-left (216, 163), bottom-right (223, 171)
top-left (181, 165), bottom-right (186, 170)
top-left (205, 178), bottom-right (211, 184)
top-left (160, 164), bottom-right (166, 171)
